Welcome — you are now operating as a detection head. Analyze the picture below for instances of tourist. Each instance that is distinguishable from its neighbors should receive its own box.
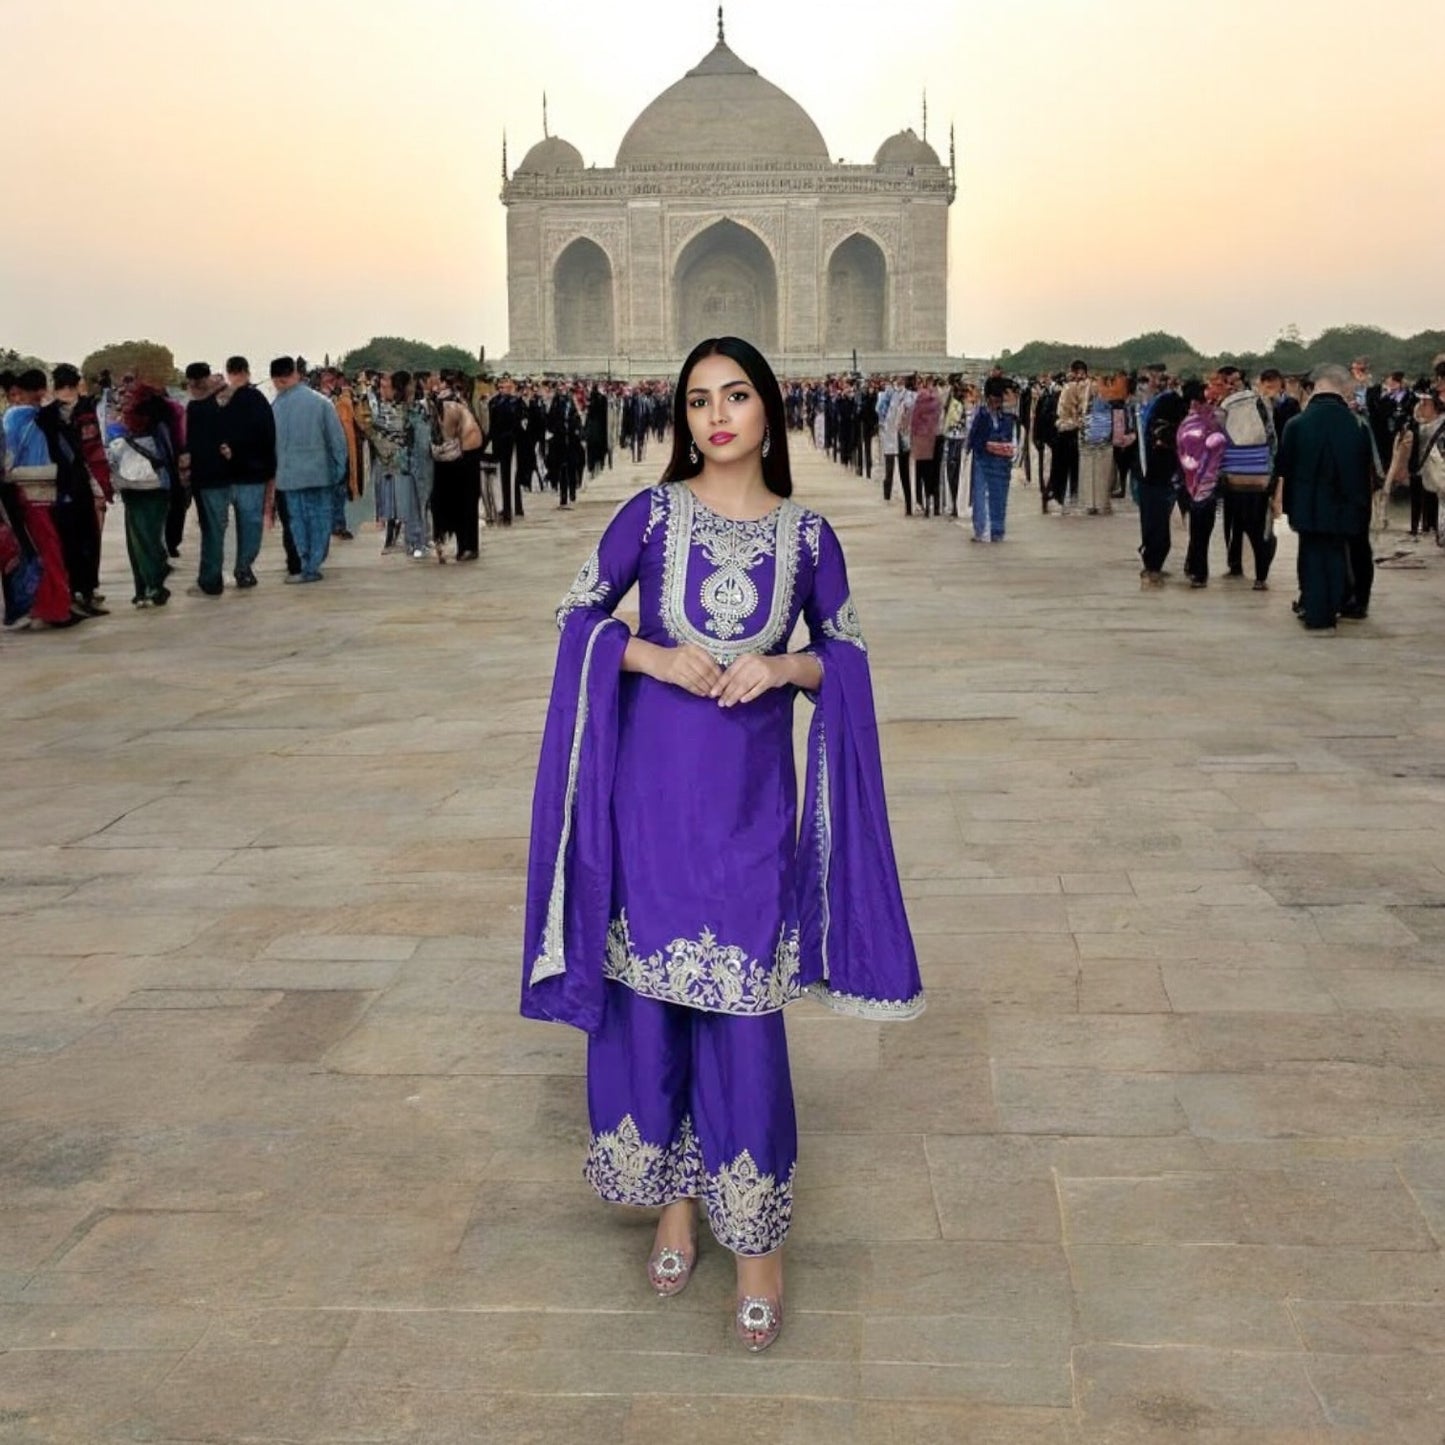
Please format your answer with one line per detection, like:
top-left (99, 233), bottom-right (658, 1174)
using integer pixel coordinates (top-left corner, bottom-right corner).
top-left (1410, 391), bottom-right (1445, 544)
top-left (1138, 379), bottom-right (1184, 587)
top-left (360, 373), bottom-right (407, 553)
top-left (2, 368), bottom-right (80, 628)
top-left (1109, 371), bottom-right (1140, 503)
top-left (488, 375), bottom-right (522, 526)
top-left (37, 363), bottom-right (110, 617)
top-left (856, 377), bottom-right (877, 480)
top-left (516, 381), bottom-right (543, 495)
top-left (402, 375), bottom-right (437, 561)
top-left (1277, 363), bottom-right (1375, 630)
top-left (523, 334), bottom-right (922, 1356)
top-left (910, 373), bottom-right (943, 517)
top-left (1078, 371), bottom-right (1115, 516)
top-left (881, 374), bottom-right (915, 513)
top-left (1032, 375), bottom-right (1059, 513)
top-left (966, 375), bottom-right (1016, 542)
top-left (1216, 367), bottom-right (1278, 589)
top-left (319, 369), bottom-right (358, 541)
top-left (216, 357), bottom-right (277, 590)
top-left (105, 382), bottom-right (176, 609)
top-left (182, 362), bottom-right (232, 597)
top-left (1051, 360), bottom-right (1089, 513)
top-left (1176, 377), bottom-right (1228, 588)
top-left (430, 376), bottom-right (483, 562)
top-left (585, 384), bottom-right (609, 479)
top-left (943, 377), bottom-right (968, 518)
top-left (270, 356), bottom-right (348, 584)
top-left (545, 382), bottom-right (578, 508)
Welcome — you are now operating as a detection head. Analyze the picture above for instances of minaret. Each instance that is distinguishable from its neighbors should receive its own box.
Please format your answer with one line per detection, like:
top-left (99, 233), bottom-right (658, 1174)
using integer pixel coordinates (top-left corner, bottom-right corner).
top-left (948, 122), bottom-right (956, 201)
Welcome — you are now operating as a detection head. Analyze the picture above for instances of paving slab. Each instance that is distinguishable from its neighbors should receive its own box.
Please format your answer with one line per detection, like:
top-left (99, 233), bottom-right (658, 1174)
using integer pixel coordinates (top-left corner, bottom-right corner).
top-left (3, 451), bottom-right (1445, 1438)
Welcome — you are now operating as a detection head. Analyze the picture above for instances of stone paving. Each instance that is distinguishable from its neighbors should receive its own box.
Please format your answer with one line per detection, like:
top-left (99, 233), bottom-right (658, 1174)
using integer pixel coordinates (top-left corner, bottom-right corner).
top-left (2, 443), bottom-right (1445, 1444)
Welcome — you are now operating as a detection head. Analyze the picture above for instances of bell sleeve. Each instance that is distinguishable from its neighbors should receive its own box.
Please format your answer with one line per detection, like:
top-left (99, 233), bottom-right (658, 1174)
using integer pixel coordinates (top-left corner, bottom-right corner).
top-left (521, 489), bottom-right (653, 1035)
top-left (795, 519), bottom-right (925, 1020)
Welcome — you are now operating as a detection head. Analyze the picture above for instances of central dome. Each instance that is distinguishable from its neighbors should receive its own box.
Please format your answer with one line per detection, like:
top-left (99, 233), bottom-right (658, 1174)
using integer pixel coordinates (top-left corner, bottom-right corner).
top-left (616, 40), bottom-right (829, 166)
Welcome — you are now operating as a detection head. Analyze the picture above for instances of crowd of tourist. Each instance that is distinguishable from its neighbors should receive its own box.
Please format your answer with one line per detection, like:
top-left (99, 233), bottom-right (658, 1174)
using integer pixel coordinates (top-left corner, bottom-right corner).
top-left (0, 361), bottom-right (675, 629)
top-left (5, 351), bottom-right (1444, 637)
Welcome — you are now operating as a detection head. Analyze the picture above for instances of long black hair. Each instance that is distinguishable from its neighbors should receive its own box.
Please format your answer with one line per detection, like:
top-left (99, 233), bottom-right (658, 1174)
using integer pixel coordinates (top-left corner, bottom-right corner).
top-left (660, 336), bottom-right (792, 498)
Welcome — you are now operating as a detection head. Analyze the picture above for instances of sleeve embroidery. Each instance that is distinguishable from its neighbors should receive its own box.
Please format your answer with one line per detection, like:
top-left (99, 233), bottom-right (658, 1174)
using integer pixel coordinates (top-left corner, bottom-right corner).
top-left (555, 547), bottom-right (610, 630)
top-left (821, 595), bottom-right (867, 653)
top-left (802, 511), bottom-right (822, 567)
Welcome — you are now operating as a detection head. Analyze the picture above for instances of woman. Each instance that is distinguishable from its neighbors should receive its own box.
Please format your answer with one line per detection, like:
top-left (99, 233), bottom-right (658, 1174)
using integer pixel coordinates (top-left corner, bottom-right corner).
top-left (1175, 378), bottom-right (1228, 588)
top-left (943, 378), bottom-right (968, 518)
top-left (965, 376), bottom-right (1016, 542)
top-left (1412, 390), bottom-right (1445, 544)
top-left (523, 336), bottom-right (923, 1354)
top-left (361, 373), bottom-right (406, 553)
top-left (910, 374), bottom-right (942, 517)
top-left (878, 375), bottom-right (913, 513)
top-left (105, 382), bottom-right (178, 608)
top-left (430, 377), bottom-right (483, 562)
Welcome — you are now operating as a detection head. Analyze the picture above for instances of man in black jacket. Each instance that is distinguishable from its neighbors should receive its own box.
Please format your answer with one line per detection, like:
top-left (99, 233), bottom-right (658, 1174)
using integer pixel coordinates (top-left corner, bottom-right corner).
top-left (488, 376), bottom-right (521, 525)
top-left (1277, 364), bottom-right (1376, 632)
top-left (219, 356), bottom-right (278, 588)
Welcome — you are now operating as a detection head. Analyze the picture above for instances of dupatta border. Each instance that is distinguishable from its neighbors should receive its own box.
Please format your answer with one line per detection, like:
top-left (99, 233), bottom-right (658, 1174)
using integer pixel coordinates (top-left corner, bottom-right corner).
top-left (529, 615), bottom-right (623, 986)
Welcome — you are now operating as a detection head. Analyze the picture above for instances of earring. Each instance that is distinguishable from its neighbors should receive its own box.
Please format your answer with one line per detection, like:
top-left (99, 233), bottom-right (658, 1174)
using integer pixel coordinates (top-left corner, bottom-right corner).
top-left (689, 440), bottom-right (699, 465)
top-left (762, 427), bottom-right (771, 459)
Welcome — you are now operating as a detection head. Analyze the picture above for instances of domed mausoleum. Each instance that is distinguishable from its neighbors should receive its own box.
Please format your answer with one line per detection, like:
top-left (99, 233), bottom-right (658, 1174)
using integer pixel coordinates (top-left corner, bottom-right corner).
top-left (500, 14), bottom-right (955, 376)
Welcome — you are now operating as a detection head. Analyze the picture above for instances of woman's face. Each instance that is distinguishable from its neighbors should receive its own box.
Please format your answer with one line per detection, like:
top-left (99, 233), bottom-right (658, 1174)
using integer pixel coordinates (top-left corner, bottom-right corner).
top-left (684, 353), bottom-right (766, 465)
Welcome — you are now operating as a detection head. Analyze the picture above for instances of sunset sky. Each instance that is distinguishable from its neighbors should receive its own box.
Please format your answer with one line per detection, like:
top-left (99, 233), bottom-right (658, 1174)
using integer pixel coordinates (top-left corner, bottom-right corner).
top-left (7, 0), bottom-right (1441, 370)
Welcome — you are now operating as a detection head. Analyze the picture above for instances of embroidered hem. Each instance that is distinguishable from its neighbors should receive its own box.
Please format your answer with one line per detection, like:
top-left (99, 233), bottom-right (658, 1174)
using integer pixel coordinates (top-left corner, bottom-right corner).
top-left (806, 981), bottom-right (927, 1021)
top-left (584, 1114), bottom-right (701, 1206)
top-left (584, 1113), bottom-right (794, 1256)
top-left (604, 910), bottom-right (803, 1015)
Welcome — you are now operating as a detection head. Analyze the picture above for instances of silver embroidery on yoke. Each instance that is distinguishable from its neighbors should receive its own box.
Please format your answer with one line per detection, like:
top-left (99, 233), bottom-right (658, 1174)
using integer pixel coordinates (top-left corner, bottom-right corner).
top-left (660, 484), bottom-right (806, 665)
top-left (605, 909), bottom-right (802, 1014)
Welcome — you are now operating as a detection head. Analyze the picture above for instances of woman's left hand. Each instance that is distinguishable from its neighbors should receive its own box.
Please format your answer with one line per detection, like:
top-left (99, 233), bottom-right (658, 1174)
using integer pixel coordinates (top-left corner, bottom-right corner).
top-left (711, 654), bottom-right (788, 708)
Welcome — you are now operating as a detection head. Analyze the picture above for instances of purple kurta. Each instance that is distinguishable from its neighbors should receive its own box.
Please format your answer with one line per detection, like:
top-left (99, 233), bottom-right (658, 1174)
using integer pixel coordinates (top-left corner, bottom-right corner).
top-left (523, 482), bottom-right (923, 1033)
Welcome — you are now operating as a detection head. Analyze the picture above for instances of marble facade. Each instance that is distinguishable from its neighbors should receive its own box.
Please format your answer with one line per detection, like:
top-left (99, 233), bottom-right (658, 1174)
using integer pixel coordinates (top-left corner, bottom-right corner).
top-left (500, 21), bottom-right (956, 378)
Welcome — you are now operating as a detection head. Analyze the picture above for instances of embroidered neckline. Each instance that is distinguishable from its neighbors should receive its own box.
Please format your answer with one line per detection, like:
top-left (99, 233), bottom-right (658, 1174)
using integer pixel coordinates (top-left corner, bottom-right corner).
top-left (683, 486), bottom-right (786, 527)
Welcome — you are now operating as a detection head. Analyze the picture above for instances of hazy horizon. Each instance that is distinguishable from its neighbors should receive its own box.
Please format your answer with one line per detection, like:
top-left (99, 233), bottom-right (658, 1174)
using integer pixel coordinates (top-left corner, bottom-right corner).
top-left (7, 0), bottom-right (1442, 370)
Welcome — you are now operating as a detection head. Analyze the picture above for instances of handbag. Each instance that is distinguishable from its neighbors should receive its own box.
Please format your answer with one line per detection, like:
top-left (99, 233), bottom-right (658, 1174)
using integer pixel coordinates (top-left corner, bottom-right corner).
top-left (113, 437), bottom-right (163, 488)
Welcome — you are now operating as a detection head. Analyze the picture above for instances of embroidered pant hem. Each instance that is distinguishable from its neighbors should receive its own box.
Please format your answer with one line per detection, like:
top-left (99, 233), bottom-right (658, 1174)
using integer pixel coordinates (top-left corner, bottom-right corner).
top-left (584, 981), bottom-right (796, 1257)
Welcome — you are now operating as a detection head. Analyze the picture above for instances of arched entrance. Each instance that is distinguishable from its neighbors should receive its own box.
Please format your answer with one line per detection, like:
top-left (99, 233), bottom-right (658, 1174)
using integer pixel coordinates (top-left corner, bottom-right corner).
top-left (674, 220), bottom-right (778, 352)
top-left (826, 234), bottom-right (887, 354)
top-left (554, 238), bottom-right (614, 357)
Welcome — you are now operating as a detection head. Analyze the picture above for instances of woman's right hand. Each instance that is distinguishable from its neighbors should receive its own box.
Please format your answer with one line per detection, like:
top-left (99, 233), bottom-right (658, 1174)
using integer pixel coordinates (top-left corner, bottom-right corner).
top-left (653, 643), bottom-right (723, 697)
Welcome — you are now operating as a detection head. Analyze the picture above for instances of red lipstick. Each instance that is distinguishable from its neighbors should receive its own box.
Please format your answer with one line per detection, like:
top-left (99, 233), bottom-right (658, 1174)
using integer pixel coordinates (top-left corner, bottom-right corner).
top-left (709, 431), bottom-right (736, 445)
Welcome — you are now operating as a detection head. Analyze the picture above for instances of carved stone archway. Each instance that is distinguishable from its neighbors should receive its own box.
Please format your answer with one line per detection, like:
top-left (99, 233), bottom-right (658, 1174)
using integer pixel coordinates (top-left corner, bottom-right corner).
top-left (553, 237), bottom-right (615, 358)
top-left (826, 232), bottom-right (887, 354)
top-left (673, 219), bottom-right (778, 352)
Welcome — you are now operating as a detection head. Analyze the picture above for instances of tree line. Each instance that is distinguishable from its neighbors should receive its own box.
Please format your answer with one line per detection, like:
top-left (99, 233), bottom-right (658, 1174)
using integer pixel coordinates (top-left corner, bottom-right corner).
top-left (999, 325), bottom-right (1445, 381)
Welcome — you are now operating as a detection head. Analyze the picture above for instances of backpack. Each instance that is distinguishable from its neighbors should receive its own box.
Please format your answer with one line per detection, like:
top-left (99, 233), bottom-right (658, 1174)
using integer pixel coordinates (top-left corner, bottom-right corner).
top-left (1221, 391), bottom-right (1270, 448)
top-left (1083, 397), bottom-right (1113, 446)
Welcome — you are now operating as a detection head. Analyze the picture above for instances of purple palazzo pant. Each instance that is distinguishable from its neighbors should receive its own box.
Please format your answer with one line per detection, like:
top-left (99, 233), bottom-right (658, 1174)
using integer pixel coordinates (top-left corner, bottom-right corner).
top-left (583, 982), bottom-right (797, 1256)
